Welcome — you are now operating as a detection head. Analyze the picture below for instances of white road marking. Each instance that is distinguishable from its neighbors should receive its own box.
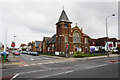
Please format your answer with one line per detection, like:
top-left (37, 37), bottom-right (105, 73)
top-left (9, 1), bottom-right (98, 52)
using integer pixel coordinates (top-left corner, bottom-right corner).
top-left (86, 64), bottom-right (109, 69)
top-left (54, 61), bottom-right (59, 63)
top-left (38, 70), bottom-right (74, 78)
top-left (38, 63), bottom-right (43, 65)
top-left (44, 63), bottom-right (49, 64)
top-left (86, 66), bottom-right (95, 69)
top-left (26, 69), bottom-right (47, 74)
top-left (30, 58), bottom-right (34, 61)
top-left (10, 74), bottom-right (19, 80)
top-left (75, 65), bottom-right (79, 67)
top-left (95, 64), bottom-right (108, 67)
top-left (18, 69), bottom-right (48, 75)
top-left (23, 64), bottom-right (30, 67)
top-left (64, 70), bottom-right (74, 73)
top-left (30, 64), bottom-right (36, 66)
top-left (113, 62), bottom-right (119, 64)
top-left (17, 68), bottom-right (59, 75)
top-left (38, 72), bottom-right (65, 78)
top-left (49, 62), bottom-right (54, 64)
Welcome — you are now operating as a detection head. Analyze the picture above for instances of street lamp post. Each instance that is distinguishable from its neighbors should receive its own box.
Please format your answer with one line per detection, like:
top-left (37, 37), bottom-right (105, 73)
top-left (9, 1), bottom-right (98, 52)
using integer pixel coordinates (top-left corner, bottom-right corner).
top-left (106, 13), bottom-right (115, 57)
top-left (14, 36), bottom-right (16, 49)
top-left (14, 36), bottom-right (16, 43)
top-left (13, 36), bottom-right (16, 58)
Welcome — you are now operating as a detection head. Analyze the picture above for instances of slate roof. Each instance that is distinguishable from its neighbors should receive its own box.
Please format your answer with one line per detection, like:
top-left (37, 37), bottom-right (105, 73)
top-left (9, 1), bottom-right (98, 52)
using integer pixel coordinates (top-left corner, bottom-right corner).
top-left (83, 33), bottom-right (89, 37)
top-left (49, 34), bottom-right (56, 44)
top-left (45, 37), bottom-right (52, 45)
top-left (20, 44), bottom-right (27, 47)
top-left (58, 10), bottom-right (70, 22)
top-left (35, 41), bottom-right (42, 48)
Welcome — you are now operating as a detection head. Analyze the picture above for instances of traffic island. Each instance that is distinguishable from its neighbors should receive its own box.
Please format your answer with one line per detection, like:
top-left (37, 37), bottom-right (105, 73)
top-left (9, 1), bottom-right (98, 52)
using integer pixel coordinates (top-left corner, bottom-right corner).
top-left (1, 53), bottom-right (24, 69)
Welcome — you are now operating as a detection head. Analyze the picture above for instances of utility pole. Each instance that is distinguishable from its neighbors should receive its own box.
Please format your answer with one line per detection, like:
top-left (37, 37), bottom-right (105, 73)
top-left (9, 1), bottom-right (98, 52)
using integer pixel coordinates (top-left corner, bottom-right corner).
top-left (106, 13), bottom-right (115, 57)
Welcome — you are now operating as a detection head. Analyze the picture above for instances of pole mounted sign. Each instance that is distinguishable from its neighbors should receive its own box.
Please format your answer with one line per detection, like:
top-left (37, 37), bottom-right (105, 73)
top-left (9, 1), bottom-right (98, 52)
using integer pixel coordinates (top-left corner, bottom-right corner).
top-left (11, 42), bottom-right (15, 47)
top-left (66, 44), bottom-right (69, 48)
top-left (66, 44), bottom-right (68, 48)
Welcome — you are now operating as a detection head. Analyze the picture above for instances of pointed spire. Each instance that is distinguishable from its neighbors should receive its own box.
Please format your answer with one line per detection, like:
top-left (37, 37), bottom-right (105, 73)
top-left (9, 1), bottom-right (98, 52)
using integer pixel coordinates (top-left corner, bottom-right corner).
top-left (58, 9), bottom-right (70, 22)
top-left (56, 8), bottom-right (72, 25)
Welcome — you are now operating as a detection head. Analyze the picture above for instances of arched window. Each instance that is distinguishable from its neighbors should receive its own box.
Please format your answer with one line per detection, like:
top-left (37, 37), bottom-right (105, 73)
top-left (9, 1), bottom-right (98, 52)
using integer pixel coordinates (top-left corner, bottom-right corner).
top-left (52, 44), bottom-right (54, 51)
top-left (65, 36), bottom-right (68, 42)
top-left (73, 31), bottom-right (81, 43)
top-left (43, 42), bottom-right (45, 50)
top-left (85, 37), bottom-right (88, 43)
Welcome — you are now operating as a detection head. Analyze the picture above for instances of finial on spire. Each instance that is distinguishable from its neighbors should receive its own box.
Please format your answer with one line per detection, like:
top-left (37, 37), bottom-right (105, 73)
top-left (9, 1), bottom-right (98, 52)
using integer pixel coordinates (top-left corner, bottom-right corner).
top-left (63, 6), bottom-right (64, 10)
top-left (76, 23), bottom-right (77, 26)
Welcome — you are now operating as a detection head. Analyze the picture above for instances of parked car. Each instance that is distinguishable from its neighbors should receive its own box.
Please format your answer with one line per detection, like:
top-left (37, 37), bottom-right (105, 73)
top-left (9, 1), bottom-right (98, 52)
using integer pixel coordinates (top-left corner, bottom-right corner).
top-left (112, 47), bottom-right (118, 53)
top-left (28, 51), bottom-right (38, 56)
top-left (14, 51), bottom-right (20, 55)
top-left (28, 51), bottom-right (31, 54)
top-left (22, 51), bottom-right (28, 54)
top-left (12, 50), bottom-right (16, 54)
top-left (0, 50), bottom-right (3, 55)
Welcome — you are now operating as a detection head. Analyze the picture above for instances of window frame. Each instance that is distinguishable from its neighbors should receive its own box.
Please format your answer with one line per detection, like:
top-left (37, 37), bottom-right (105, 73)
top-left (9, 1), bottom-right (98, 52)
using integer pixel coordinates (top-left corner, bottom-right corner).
top-left (64, 24), bottom-right (68, 28)
top-left (65, 36), bottom-right (68, 43)
top-left (85, 37), bottom-right (88, 43)
top-left (73, 31), bottom-right (81, 43)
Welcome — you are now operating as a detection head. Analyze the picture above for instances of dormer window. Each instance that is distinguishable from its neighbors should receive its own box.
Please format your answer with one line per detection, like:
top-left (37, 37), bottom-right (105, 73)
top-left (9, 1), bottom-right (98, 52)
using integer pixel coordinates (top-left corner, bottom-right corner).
top-left (64, 24), bottom-right (68, 28)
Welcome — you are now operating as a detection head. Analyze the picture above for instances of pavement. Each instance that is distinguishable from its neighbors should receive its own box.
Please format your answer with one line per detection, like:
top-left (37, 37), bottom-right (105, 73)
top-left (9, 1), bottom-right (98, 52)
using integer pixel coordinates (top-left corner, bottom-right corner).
top-left (1, 53), bottom-right (23, 69)
top-left (1, 53), bottom-right (119, 69)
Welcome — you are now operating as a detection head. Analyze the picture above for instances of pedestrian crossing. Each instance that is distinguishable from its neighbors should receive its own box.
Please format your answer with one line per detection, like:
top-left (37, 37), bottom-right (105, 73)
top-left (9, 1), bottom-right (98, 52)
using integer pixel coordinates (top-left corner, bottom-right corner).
top-left (22, 60), bottom-right (75, 67)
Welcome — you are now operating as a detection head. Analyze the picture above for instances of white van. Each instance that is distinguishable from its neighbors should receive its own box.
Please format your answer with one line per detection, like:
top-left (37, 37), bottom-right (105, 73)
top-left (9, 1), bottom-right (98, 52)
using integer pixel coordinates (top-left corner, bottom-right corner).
top-left (105, 42), bottom-right (113, 51)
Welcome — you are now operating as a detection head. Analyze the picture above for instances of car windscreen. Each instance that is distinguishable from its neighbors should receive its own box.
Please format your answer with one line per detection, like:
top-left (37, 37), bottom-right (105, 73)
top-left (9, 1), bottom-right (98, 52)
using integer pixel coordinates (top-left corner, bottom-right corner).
top-left (15, 51), bottom-right (19, 53)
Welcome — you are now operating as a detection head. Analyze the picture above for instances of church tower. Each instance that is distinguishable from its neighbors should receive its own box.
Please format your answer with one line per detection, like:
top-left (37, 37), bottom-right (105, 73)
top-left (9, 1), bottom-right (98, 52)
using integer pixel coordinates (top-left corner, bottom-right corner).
top-left (56, 9), bottom-right (72, 56)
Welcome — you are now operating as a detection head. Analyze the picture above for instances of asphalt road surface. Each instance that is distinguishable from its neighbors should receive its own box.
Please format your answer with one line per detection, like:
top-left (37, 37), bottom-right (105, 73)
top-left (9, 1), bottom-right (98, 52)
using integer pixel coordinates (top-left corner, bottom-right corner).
top-left (19, 54), bottom-right (52, 61)
top-left (2, 56), bottom-right (120, 80)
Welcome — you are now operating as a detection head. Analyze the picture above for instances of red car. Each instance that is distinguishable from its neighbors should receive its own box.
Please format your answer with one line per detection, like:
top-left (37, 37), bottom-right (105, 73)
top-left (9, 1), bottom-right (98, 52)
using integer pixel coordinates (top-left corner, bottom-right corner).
top-left (14, 51), bottom-right (20, 55)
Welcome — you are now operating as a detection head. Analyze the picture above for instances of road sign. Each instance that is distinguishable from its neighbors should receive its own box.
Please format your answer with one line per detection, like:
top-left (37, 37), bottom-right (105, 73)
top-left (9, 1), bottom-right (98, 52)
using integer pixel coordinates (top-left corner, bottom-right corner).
top-left (66, 44), bottom-right (68, 48)
top-left (11, 42), bottom-right (15, 47)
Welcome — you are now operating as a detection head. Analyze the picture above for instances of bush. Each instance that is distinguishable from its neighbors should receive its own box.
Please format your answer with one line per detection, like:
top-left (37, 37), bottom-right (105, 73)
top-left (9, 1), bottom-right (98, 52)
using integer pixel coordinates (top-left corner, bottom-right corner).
top-left (73, 52), bottom-right (107, 58)
top-left (73, 51), bottom-right (83, 58)
top-left (117, 47), bottom-right (120, 52)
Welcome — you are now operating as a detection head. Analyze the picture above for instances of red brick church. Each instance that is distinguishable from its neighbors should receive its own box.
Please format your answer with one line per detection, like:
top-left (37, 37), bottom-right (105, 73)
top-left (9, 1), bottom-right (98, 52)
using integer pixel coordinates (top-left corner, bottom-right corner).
top-left (42, 9), bottom-right (90, 56)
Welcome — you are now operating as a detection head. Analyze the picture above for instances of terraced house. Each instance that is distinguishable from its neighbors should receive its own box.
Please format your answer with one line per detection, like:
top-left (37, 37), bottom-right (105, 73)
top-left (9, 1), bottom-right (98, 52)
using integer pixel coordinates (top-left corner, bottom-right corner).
top-left (42, 9), bottom-right (90, 57)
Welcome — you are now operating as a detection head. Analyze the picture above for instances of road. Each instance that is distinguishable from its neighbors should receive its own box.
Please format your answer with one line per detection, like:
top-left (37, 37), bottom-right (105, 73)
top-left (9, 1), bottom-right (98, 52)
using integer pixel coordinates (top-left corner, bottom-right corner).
top-left (21, 53), bottom-right (54, 61)
top-left (1, 54), bottom-right (120, 80)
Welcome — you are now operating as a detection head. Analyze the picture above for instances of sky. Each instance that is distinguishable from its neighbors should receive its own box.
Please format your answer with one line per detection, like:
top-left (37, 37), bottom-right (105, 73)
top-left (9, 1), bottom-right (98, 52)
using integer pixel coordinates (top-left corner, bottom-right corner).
top-left (0, 0), bottom-right (119, 48)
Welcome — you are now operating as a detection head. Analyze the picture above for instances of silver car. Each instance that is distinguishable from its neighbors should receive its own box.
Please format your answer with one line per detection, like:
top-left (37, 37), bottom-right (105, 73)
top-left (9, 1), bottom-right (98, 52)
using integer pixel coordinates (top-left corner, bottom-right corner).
top-left (28, 52), bottom-right (38, 56)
